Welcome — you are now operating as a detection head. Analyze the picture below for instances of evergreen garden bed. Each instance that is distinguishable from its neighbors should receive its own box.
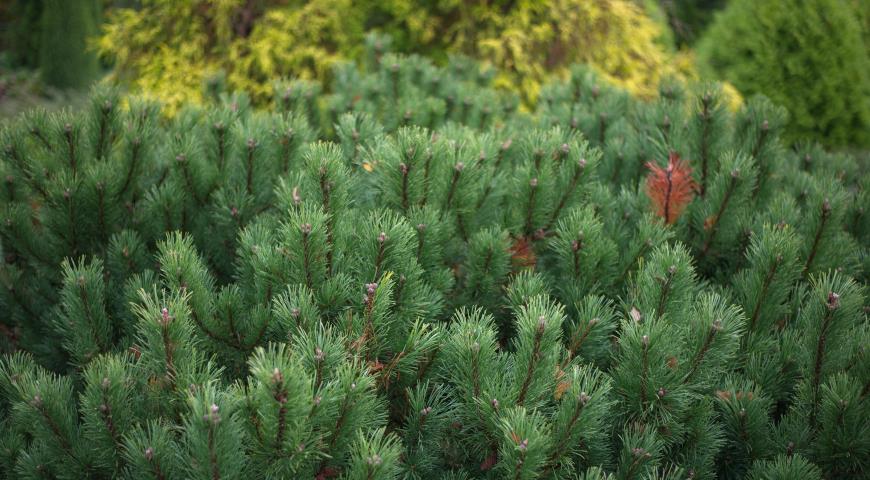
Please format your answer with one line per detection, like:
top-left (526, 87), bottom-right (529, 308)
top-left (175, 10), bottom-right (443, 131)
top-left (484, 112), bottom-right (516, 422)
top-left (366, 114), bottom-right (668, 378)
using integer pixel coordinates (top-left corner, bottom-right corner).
top-left (0, 52), bottom-right (867, 479)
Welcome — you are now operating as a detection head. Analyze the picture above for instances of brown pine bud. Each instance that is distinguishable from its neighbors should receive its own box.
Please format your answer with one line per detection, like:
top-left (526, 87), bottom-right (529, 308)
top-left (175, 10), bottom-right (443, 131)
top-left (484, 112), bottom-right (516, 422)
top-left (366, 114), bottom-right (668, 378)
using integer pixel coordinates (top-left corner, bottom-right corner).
top-left (827, 292), bottom-right (840, 310)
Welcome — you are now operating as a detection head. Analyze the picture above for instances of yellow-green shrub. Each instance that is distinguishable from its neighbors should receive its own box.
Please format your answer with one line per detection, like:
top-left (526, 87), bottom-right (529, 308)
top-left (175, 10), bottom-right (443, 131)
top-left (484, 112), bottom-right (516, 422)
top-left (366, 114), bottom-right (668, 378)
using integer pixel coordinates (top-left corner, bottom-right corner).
top-left (96, 0), bottom-right (693, 111)
top-left (476, 0), bottom-right (692, 104)
top-left (96, 0), bottom-right (227, 110)
top-left (228, 0), bottom-right (365, 101)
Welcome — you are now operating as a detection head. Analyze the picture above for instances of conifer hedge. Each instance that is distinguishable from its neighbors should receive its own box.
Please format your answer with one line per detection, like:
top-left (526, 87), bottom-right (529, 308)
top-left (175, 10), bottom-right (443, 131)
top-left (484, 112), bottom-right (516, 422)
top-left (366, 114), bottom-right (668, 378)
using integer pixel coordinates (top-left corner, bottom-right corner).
top-left (697, 0), bottom-right (870, 148)
top-left (2, 0), bottom-right (102, 90)
top-left (0, 49), bottom-right (867, 479)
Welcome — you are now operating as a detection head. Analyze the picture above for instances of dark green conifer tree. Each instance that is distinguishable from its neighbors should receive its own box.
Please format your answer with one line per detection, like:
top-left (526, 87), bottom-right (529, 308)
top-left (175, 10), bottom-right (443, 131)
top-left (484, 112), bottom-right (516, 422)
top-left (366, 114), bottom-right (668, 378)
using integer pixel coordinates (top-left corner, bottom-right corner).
top-left (39, 0), bottom-right (101, 89)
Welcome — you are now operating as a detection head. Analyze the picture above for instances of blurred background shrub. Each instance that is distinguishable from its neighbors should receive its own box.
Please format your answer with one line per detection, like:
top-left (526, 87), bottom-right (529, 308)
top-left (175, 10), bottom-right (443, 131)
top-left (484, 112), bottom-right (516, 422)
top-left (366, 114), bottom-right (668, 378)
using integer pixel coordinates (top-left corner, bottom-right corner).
top-left (696, 0), bottom-right (870, 148)
top-left (0, 0), bottom-right (104, 116)
top-left (92, 0), bottom-right (691, 111)
top-left (2, 0), bottom-right (102, 88)
top-left (657, 0), bottom-right (727, 46)
top-left (39, 0), bottom-right (102, 89)
top-left (475, 0), bottom-right (694, 104)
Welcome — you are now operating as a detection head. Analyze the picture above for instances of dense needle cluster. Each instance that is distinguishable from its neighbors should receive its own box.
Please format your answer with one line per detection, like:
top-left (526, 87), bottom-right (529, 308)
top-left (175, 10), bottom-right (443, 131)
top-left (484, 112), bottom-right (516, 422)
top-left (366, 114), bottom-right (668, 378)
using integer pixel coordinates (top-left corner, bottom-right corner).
top-left (0, 42), bottom-right (867, 480)
top-left (645, 153), bottom-right (696, 225)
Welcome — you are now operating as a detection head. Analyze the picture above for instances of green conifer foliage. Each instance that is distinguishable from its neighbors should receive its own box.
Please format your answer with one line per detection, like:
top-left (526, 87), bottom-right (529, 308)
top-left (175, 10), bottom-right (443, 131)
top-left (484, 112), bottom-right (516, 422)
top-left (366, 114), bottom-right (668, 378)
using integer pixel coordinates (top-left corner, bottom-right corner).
top-left (38, 0), bottom-right (101, 89)
top-left (697, 0), bottom-right (870, 148)
top-left (0, 48), bottom-right (867, 479)
top-left (2, 0), bottom-right (44, 70)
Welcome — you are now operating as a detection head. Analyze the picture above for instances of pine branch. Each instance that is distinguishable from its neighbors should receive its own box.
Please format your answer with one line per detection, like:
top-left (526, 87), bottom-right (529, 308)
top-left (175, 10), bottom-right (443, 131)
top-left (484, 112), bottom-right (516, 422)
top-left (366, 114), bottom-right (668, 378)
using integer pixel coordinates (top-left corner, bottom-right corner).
top-left (29, 126), bottom-right (53, 152)
top-left (318, 169), bottom-right (335, 274)
top-left (562, 318), bottom-right (597, 369)
top-left (546, 157), bottom-right (587, 230)
top-left (63, 123), bottom-right (77, 176)
top-left (749, 120), bottom-right (769, 199)
top-left (476, 139), bottom-right (511, 209)
top-left (639, 335), bottom-right (650, 407)
top-left (419, 147), bottom-right (434, 207)
top-left (245, 139), bottom-right (257, 195)
top-left (618, 239), bottom-right (652, 286)
top-left (443, 162), bottom-right (463, 212)
top-left (547, 393), bottom-right (588, 468)
top-left (215, 123), bottom-right (228, 171)
top-left (176, 155), bottom-right (203, 205)
top-left (30, 395), bottom-right (82, 466)
top-left (524, 177), bottom-right (538, 235)
top-left (682, 320), bottom-right (721, 384)
top-left (698, 170), bottom-right (739, 259)
top-left (802, 199), bottom-right (831, 278)
top-left (655, 266), bottom-right (677, 320)
top-left (516, 317), bottom-right (545, 406)
top-left (698, 93), bottom-right (712, 197)
top-left (809, 292), bottom-right (838, 426)
top-left (747, 255), bottom-right (782, 332)
top-left (645, 152), bottom-right (695, 225)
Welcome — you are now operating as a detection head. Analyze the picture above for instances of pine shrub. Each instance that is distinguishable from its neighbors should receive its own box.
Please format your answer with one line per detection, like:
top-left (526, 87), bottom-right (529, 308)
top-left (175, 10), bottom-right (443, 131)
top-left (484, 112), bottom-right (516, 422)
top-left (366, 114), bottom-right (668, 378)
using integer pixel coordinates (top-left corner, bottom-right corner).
top-left (0, 48), bottom-right (867, 479)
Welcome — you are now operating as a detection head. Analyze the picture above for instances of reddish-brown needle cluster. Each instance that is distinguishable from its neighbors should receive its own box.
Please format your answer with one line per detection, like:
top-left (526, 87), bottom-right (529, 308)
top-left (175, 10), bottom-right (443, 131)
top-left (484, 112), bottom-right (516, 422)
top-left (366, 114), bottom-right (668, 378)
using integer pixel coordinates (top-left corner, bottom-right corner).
top-left (645, 152), bottom-right (696, 224)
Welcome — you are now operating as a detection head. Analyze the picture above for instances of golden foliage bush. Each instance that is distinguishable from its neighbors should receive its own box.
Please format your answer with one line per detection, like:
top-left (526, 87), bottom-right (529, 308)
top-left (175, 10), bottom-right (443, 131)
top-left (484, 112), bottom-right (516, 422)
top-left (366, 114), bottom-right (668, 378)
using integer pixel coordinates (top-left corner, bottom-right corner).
top-left (476, 0), bottom-right (692, 104)
top-left (97, 0), bottom-right (694, 112)
top-left (97, 1), bottom-right (225, 110)
top-left (228, 0), bottom-right (365, 101)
